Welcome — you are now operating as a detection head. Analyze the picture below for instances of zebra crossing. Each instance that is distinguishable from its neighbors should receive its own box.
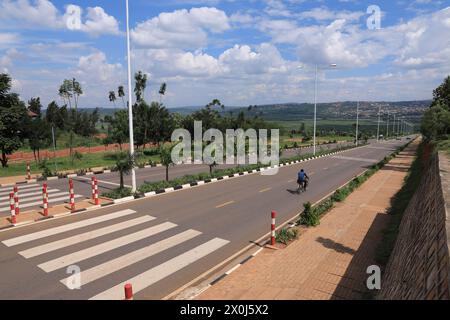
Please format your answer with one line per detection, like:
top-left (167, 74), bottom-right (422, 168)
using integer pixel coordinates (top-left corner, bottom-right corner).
top-left (0, 183), bottom-right (83, 214)
top-left (1, 209), bottom-right (229, 300)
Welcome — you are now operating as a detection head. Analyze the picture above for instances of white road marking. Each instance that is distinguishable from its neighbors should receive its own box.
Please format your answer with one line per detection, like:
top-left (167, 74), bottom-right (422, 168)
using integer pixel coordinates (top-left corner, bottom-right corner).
top-left (0, 184), bottom-right (40, 196)
top-left (19, 216), bottom-right (155, 258)
top-left (38, 222), bottom-right (177, 272)
top-left (332, 156), bottom-right (378, 163)
top-left (89, 238), bottom-right (229, 300)
top-left (62, 229), bottom-right (202, 287)
top-left (75, 176), bottom-right (132, 188)
top-left (0, 194), bottom-right (83, 213)
top-left (0, 188), bottom-right (59, 201)
top-left (2, 209), bottom-right (136, 247)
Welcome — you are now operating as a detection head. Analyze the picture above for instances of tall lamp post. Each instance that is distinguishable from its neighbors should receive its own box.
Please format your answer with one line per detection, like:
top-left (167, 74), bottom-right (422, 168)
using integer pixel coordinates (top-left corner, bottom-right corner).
top-left (376, 105), bottom-right (381, 142)
top-left (126, 0), bottom-right (137, 192)
top-left (298, 63), bottom-right (337, 155)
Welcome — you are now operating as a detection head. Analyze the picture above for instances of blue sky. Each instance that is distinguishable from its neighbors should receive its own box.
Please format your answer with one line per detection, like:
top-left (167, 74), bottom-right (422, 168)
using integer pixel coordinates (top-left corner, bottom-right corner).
top-left (1, 0), bottom-right (449, 108)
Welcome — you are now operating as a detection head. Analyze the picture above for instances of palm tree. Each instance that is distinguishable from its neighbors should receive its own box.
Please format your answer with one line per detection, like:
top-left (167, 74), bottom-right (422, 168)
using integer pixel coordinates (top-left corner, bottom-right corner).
top-left (160, 146), bottom-right (174, 181)
top-left (109, 91), bottom-right (117, 109)
top-left (159, 83), bottom-right (167, 103)
top-left (105, 151), bottom-right (134, 189)
top-left (134, 71), bottom-right (147, 102)
top-left (72, 78), bottom-right (83, 110)
top-left (118, 85), bottom-right (126, 108)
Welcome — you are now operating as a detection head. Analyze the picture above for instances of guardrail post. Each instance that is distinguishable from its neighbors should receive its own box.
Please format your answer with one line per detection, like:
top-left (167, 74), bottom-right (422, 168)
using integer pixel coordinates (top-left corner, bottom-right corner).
top-left (42, 183), bottom-right (49, 217)
top-left (10, 192), bottom-right (16, 224)
top-left (69, 179), bottom-right (75, 212)
top-left (13, 186), bottom-right (19, 216)
top-left (124, 283), bottom-right (133, 300)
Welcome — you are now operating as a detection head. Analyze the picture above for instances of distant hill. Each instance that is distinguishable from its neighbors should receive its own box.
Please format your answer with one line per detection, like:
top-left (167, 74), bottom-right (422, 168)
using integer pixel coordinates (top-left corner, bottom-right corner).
top-left (58, 100), bottom-right (430, 122)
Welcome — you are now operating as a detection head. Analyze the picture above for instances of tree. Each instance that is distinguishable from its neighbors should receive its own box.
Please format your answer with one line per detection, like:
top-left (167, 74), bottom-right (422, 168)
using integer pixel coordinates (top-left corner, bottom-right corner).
top-left (58, 80), bottom-right (73, 108)
top-left (134, 71), bottom-right (147, 102)
top-left (421, 76), bottom-right (450, 140)
top-left (160, 146), bottom-right (174, 181)
top-left (118, 85), bottom-right (126, 108)
top-left (105, 151), bottom-right (134, 189)
top-left (104, 110), bottom-right (129, 150)
top-left (109, 91), bottom-right (117, 109)
top-left (0, 73), bottom-right (28, 167)
top-left (28, 118), bottom-right (52, 162)
top-left (72, 78), bottom-right (83, 109)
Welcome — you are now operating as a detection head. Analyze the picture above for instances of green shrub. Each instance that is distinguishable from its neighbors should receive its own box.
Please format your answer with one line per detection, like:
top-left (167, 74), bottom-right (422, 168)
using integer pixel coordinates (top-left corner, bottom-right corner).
top-left (276, 228), bottom-right (299, 245)
top-left (102, 187), bottom-right (132, 199)
top-left (298, 202), bottom-right (320, 227)
top-left (39, 159), bottom-right (56, 178)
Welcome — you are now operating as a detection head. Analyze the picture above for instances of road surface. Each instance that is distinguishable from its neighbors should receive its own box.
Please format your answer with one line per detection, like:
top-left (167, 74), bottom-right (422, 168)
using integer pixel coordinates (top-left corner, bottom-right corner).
top-left (0, 141), bottom-right (354, 217)
top-left (0, 137), bottom-right (414, 300)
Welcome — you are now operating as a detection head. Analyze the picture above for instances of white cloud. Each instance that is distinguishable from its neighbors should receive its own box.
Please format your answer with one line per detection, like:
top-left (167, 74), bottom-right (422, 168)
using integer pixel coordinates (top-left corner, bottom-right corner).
top-left (81, 7), bottom-right (120, 36)
top-left (0, 0), bottom-right (120, 36)
top-left (131, 7), bottom-right (230, 49)
top-left (76, 52), bottom-right (122, 82)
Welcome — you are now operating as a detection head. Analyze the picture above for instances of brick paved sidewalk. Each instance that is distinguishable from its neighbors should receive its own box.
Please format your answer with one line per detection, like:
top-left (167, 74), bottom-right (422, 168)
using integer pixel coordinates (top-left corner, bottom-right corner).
top-left (198, 140), bottom-right (419, 300)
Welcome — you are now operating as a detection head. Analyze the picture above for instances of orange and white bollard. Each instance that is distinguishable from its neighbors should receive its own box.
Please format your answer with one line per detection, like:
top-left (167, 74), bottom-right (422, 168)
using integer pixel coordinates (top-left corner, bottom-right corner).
top-left (26, 162), bottom-right (31, 180)
top-left (271, 211), bottom-right (277, 246)
top-left (42, 183), bottom-right (49, 217)
top-left (124, 283), bottom-right (133, 300)
top-left (69, 179), bottom-right (75, 212)
top-left (13, 186), bottom-right (19, 216)
top-left (10, 192), bottom-right (16, 224)
top-left (94, 178), bottom-right (99, 205)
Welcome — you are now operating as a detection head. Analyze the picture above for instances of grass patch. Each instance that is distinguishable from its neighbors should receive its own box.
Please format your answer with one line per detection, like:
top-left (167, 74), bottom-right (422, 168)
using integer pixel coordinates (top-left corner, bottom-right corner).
top-left (375, 141), bottom-right (425, 267)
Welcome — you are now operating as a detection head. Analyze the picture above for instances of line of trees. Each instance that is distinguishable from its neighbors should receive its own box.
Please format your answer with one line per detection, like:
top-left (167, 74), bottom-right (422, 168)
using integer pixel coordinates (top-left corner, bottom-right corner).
top-left (421, 76), bottom-right (450, 141)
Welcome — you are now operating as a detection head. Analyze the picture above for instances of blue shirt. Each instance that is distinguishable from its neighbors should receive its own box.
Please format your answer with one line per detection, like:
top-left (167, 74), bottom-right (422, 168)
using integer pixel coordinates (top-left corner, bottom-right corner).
top-left (298, 172), bottom-right (306, 181)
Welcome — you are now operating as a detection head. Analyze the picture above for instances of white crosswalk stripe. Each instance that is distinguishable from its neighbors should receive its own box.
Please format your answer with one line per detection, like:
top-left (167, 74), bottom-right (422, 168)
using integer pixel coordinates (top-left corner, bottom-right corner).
top-left (90, 238), bottom-right (229, 300)
top-left (19, 215), bottom-right (155, 258)
top-left (61, 229), bottom-right (202, 287)
top-left (2, 208), bottom-right (230, 300)
top-left (0, 183), bottom-right (83, 214)
top-left (38, 222), bottom-right (178, 272)
top-left (2, 209), bottom-right (137, 247)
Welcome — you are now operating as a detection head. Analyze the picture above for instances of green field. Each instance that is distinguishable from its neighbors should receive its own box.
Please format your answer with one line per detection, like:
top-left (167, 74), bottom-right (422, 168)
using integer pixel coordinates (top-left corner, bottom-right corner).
top-left (0, 151), bottom-right (161, 178)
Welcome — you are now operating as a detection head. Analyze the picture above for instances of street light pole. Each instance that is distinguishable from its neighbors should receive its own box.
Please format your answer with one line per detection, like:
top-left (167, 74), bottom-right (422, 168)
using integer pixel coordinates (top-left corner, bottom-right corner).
top-left (313, 64), bottom-right (318, 156)
top-left (386, 110), bottom-right (389, 139)
top-left (355, 100), bottom-right (360, 146)
top-left (126, 0), bottom-right (137, 193)
top-left (377, 106), bottom-right (381, 142)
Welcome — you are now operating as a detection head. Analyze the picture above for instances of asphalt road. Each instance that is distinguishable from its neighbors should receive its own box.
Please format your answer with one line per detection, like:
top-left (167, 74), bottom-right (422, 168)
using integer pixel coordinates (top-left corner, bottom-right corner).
top-left (0, 141), bottom-right (354, 217)
top-left (0, 136), bottom-right (415, 300)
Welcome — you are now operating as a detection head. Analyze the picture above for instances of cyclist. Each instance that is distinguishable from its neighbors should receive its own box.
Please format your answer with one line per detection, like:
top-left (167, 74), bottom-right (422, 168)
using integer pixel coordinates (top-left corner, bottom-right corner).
top-left (297, 169), bottom-right (309, 193)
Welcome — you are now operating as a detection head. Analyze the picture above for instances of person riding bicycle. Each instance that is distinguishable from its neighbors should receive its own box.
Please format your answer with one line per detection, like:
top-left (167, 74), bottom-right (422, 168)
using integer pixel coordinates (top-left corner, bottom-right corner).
top-left (297, 169), bottom-right (309, 192)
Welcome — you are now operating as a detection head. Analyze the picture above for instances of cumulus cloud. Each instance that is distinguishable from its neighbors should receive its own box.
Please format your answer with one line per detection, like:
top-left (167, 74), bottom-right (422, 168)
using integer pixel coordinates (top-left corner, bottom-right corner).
top-left (0, 0), bottom-right (120, 36)
top-left (131, 7), bottom-right (230, 49)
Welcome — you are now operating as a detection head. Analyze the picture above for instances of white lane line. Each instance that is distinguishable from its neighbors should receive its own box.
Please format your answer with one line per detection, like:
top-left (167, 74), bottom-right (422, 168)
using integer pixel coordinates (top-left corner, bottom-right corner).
top-left (0, 185), bottom-right (40, 196)
top-left (0, 189), bottom-right (60, 201)
top-left (75, 176), bottom-right (132, 188)
top-left (62, 229), bottom-right (202, 287)
top-left (0, 194), bottom-right (83, 213)
top-left (19, 216), bottom-right (155, 259)
top-left (2, 209), bottom-right (137, 247)
top-left (38, 222), bottom-right (177, 273)
top-left (90, 238), bottom-right (229, 300)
